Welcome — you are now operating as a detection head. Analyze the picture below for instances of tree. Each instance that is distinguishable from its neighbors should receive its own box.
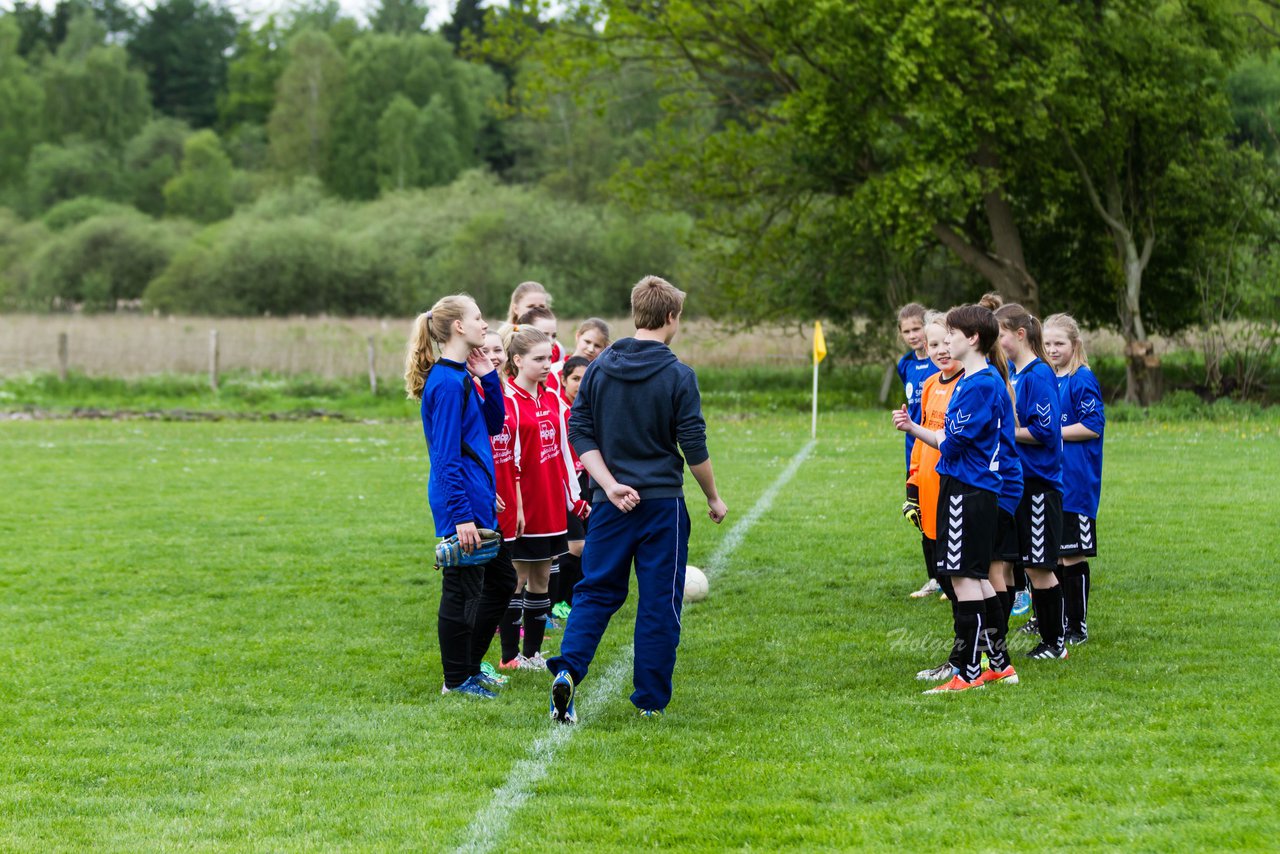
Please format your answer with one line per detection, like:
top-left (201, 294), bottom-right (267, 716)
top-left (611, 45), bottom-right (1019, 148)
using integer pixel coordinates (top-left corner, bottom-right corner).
top-left (128, 0), bottom-right (238, 128)
top-left (371, 0), bottom-right (427, 34)
top-left (419, 94), bottom-right (462, 186)
top-left (325, 32), bottom-right (501, 198)
top-left (497, 1), bottom-right (1256, 394)
top-left (164, 129), bottom-right (234, 222)
top-left (1045, 2), bottom-right (1244, 403)
top-left (24, 141), bottom-right (124, 213)
top-left (218, 17), bottom-right (287, 131)
top-left (375, 94), bottom-right (422, 191)
top-left (40, 13), bottom-right (150, 149)
top-left (124, 117), bottom-right (191, 216)
top-left (0, 18), bottom-right (45, 195)
top-left (442, 0), bottom-right (487, 49)
top-left (268, 30), bottom-right (345, 178)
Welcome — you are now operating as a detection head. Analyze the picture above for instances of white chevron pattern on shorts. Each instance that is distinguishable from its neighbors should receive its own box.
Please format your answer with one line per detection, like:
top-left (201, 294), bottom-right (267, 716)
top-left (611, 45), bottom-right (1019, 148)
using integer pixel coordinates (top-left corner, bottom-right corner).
top-left (946, 494), bottom-right (963, 572)
top-left (1031, 493), bottom-right (1046, 562)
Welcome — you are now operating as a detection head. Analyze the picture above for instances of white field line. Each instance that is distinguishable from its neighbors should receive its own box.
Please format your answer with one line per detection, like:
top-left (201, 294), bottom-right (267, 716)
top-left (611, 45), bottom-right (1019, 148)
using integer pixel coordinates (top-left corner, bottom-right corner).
top-left (452, 439), bottom-right (817, 854)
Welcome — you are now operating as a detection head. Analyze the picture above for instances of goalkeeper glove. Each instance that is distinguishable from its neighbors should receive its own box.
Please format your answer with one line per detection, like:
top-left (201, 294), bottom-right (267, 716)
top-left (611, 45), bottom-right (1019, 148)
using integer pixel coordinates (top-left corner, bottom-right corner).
top-left (902, 484), bottom-right (922, 533)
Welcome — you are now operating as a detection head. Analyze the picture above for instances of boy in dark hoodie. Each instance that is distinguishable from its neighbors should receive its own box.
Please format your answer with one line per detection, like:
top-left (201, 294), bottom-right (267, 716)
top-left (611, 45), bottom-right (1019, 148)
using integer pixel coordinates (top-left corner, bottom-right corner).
top-left (546, 276), bottom-right (728, 723)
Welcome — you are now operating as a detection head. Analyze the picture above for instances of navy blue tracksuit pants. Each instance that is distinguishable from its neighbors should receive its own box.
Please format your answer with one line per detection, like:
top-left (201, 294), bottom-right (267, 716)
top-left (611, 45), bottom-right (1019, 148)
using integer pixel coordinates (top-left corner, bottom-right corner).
top-left (547, 496), bottom-right (689, 711)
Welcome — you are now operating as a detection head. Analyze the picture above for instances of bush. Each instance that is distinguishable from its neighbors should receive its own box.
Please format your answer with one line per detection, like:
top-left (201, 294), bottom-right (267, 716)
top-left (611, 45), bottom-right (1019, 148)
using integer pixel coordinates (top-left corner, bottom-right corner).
top-left (25, 212), bottom-right (192, 309)
top-left (42, 197), bottom-right (136, 232)
top-left (24, 142), bottom-right (124, 215)
top-left (146, 215), bottom-right (394, 315)
top-left (0, 208), bottom-right (51, 308)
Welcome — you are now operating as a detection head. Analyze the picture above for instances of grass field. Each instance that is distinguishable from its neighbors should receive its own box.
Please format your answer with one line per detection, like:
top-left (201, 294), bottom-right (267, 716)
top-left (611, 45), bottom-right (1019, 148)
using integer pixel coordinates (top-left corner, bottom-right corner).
top-left (2, 412), bottom-right (1278, 850)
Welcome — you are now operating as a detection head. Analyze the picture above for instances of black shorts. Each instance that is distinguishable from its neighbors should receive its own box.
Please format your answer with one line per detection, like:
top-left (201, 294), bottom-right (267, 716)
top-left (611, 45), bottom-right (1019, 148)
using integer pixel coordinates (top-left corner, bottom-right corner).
top-left (1059, 512), bottom-right (1098, 558)
top-left (935, 476), bottom-right (997, 579)
top-left (993, 508), bottom-right (1019, 562)
top-left (511, 533), bottom-right (569, 563)
top-left (565, 511), bottom-right (585, 541)
top-left (1016, 478), bottom-right (1062, 569)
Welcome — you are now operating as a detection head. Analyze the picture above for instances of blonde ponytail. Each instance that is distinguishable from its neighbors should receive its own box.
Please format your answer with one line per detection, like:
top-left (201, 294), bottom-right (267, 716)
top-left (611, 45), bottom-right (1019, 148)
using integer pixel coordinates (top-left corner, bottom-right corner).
top-left (501, 323), bottom-right (550, 381)
top-left (403, 295), bottom-right (475, 400)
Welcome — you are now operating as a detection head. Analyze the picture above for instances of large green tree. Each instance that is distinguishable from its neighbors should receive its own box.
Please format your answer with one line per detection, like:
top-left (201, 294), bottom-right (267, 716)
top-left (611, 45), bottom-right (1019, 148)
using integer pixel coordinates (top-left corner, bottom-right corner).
top-left (39, 12), bottom-right (150, 149)
top-left (267, 29), bottom-right (346, 178)
top-left (128, 0), bottom-right (238, 128)
top-left (0, 17), bottom-right (45, 195)
top-left (498, 0), bottom-right (1255, 401)
top-left (324, 32), bottom-right (500, 198)
top-left (218, 17), bottom-right (287, 131)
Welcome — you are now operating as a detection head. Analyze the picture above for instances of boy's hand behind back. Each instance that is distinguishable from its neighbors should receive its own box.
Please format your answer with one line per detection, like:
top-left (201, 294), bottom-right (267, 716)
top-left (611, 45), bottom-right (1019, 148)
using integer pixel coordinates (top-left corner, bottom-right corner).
top-left (607, 482), bottom-right (641, 513)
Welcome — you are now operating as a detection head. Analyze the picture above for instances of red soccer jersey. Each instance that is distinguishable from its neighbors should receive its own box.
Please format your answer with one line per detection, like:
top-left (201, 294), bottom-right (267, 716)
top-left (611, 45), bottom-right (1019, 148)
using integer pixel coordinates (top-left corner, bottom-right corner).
top-left (561, 390), bottom-right (584, 474)
top-left (509, 382), bottom-right (580, 537)
top-left (490, 386), bottom-right (520, 541)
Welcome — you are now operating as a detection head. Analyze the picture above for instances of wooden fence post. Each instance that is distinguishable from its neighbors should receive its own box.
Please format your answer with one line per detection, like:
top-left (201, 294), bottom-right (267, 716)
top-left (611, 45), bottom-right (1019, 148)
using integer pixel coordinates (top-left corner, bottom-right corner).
top-left (57, 332), bottom-right (69, 382)
top-left (367, 335), bottom-right (378, 395)
top-left (209, 329), bottom-right (220, 392)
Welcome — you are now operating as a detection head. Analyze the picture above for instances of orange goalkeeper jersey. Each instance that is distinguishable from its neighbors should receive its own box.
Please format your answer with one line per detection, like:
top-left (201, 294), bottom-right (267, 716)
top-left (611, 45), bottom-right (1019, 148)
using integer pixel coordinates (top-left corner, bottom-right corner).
top-left (908, 369), bottom-right (963, 540)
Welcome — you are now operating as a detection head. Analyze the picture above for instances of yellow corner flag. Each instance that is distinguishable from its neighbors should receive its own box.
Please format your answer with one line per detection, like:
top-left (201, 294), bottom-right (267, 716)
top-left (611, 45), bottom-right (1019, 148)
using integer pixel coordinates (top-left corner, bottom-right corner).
top-left (812, 321), bottom-right (825, 439)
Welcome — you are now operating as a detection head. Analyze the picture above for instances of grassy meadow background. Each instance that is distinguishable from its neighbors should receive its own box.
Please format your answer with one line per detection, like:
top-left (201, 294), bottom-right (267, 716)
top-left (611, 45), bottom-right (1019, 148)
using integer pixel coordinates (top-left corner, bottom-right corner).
top-left (1, 409), bottom-right (1278, 850)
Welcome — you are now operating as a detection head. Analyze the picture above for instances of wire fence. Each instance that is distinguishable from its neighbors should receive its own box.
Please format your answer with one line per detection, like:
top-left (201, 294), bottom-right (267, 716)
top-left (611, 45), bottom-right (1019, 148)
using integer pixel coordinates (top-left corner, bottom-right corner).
top-left (0, 314), bottom-right (818, 382)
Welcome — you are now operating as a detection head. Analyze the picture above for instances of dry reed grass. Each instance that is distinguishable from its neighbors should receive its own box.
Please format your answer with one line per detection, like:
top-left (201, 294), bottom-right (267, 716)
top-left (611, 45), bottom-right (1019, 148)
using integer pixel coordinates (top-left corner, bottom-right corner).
top-left (0, 313), bottom-right (1169, 379)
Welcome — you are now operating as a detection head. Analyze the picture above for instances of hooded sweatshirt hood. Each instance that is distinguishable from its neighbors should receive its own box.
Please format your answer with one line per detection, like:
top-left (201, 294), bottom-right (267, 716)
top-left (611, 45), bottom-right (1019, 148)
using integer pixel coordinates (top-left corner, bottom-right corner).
top-left (594, 338), bottom-right (678, 383)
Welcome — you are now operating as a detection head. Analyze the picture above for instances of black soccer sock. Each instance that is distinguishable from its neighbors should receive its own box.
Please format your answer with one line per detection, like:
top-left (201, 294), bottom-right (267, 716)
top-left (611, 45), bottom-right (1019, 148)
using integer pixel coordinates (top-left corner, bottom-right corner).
top-left (1013, 564), bottom-right (1028, 594)
top-left (938, 575), bottom-right (957, 603)
top-left (1081, 561), bottom-right (1092, 631)
top-left (1061, 565), bottom-right (1084, 634)
top-left (521, 595), bottom-right (551, 658)
top-left (499, 595), bottom-right (523, 662)
top-left (984, 595), bottom-right (1010, 671)
top-left (548, 559), bottom-right (561, 606)
top-left (1032, 583), bottom-right (1065, 648)
top-left (955, 600), bottom-right (985, 683)
top-left (997, 589), bottom-right (1014, 623)
top-left (559, 552), bottom-right (583, 606)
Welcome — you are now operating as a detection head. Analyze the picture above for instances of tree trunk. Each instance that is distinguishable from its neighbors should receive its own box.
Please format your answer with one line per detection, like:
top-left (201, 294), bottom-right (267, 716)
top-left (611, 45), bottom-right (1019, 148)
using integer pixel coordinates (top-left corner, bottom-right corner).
top-left (931, 218), bottom-right (1039, 315)
top-left (974, 143), bottom-right (1040, 314)
top-left (1116, 225), bottom-right (1162, 405)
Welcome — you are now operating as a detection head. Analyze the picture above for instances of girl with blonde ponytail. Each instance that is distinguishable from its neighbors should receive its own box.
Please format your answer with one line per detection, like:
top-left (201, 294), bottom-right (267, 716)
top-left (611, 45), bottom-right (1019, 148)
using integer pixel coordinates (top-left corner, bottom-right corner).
top-left (1044, 313), bottom-right (1105, 645)
top-left (408, 294), bottom-right (517, 699)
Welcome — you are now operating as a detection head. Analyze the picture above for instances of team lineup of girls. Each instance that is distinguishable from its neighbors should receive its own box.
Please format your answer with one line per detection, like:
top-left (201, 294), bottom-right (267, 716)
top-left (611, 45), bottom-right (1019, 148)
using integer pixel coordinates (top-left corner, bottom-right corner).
top-left (405, 281), bottom-right (1103, 700)
top-left (408, 279), bottom-right (616, 698)
top-left (893, 298), bottom-right (1105, 692)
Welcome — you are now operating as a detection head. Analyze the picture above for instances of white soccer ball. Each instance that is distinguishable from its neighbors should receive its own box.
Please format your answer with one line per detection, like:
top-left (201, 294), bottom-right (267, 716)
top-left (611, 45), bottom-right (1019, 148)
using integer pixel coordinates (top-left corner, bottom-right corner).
top-left (683, 565), bottom-right (708, 603)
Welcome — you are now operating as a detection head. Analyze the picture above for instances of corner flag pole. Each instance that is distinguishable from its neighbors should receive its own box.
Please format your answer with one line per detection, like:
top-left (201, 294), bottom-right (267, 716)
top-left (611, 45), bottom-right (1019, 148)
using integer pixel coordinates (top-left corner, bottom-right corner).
top-left (812, 321), bottom-right (827, 439)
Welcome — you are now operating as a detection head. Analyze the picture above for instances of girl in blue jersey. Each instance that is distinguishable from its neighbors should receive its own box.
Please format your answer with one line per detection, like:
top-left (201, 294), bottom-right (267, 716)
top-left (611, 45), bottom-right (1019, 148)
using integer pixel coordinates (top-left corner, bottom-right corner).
top-left (895, 304), bottom-right (1017, 692)
top-left (995, 303), bottom-right (1068, 661)
top-left (896, 303), bottom-right (940, 476)
top-left (1044, 314), bottom-right (1104, 645)
top-left (980, 296), bottom-right (1025, 636)
top-left (405, 295), bottom-right (515, 699)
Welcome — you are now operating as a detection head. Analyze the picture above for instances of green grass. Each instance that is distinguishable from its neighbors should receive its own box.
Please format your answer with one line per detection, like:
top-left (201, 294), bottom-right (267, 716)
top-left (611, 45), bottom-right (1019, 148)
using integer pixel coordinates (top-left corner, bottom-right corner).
top-left (1, 413), bottom-right (1278, 850)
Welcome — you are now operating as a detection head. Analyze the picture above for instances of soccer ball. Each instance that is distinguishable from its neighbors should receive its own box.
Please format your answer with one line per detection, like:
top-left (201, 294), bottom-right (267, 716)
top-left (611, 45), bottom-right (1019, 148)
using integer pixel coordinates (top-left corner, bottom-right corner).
top-left (683, 565), bottom-right (708, 603)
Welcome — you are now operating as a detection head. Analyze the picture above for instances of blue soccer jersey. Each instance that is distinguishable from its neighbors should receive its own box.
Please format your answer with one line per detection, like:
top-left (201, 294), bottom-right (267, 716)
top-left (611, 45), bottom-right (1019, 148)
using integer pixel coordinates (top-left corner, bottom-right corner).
top-left (1057, 367), bottom-right (1105, 518)
top-left (995, 381), bottom-right (1024, 515)
top-left (898, 351), bottom-right (940, 473)
top-left (1010, 357), bottom-right (1063, 488)
top-left (936, 365), bottom-right (1004, 494)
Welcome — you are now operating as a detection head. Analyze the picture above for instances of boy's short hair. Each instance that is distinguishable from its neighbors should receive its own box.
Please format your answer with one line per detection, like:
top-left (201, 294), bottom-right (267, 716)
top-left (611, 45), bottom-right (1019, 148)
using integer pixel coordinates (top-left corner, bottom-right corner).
top-left (631, 275), bottom-right (686, 330)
